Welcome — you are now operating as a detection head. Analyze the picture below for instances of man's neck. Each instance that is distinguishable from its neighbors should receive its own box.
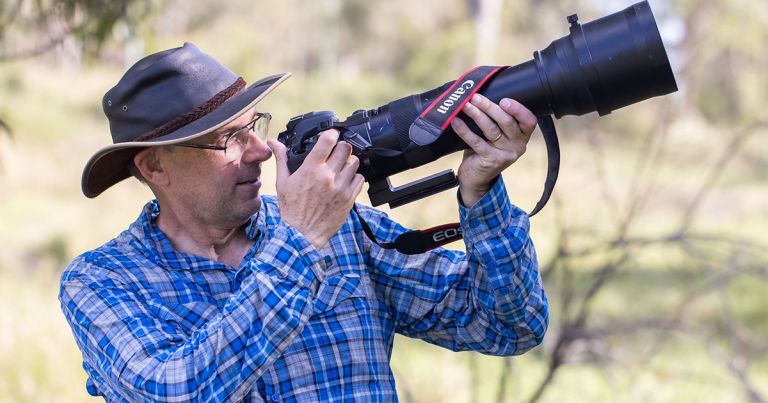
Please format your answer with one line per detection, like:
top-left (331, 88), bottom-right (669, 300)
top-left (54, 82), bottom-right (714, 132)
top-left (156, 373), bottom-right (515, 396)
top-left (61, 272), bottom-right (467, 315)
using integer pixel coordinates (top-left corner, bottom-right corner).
top-left (154, 202), bottom-right (254, 268)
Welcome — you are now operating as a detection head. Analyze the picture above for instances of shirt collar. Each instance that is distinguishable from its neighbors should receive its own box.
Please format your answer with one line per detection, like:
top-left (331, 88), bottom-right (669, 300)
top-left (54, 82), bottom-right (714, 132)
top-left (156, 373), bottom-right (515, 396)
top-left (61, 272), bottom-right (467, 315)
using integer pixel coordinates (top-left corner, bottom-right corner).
top-left (128, 199), bottom-right (265, 270)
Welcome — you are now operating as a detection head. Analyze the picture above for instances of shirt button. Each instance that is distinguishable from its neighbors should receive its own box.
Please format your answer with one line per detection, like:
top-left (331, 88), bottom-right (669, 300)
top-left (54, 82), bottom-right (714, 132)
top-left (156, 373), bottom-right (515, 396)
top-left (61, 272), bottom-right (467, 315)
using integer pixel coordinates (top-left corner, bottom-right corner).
top-left (469, 219), bottom-right (480, 228)
top-left (486, 260), bottom-right (497, 269)
top-left (499, 287), bottom-right (510, 295)
top-left (323, 255), bottom-right (333, 266)
top-left (271, 393), bottom-right (281, 402)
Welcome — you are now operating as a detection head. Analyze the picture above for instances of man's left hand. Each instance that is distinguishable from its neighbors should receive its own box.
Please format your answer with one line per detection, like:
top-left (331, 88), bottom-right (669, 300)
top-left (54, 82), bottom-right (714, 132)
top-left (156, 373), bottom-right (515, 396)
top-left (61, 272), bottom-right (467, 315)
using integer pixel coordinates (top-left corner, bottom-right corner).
top-left (451, 94), bottom-right (538, 207)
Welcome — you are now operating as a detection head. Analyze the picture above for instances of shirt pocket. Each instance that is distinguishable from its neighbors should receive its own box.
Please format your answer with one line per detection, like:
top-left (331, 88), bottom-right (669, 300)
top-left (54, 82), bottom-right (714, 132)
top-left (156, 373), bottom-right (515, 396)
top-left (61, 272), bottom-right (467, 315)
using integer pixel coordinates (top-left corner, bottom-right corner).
top-left (312, 273), bottom-right (366, 313)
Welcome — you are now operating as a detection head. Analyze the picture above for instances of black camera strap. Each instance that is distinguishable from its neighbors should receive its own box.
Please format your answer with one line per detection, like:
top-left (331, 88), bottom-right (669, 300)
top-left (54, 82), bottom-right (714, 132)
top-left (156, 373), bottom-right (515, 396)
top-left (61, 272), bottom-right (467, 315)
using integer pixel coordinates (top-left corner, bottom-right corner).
top-left (353, 205), bottom-right (464, 254)
top-left (354, 66), bottom-right (560, 255)
top-left (529, 115), bottom-right (560, 216)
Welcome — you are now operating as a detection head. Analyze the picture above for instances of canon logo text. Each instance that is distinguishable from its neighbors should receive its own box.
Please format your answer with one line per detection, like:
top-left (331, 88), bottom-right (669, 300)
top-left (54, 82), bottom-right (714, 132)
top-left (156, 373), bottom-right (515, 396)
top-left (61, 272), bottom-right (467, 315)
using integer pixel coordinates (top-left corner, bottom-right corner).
top-left (436, 80), bottom-right (475, 114)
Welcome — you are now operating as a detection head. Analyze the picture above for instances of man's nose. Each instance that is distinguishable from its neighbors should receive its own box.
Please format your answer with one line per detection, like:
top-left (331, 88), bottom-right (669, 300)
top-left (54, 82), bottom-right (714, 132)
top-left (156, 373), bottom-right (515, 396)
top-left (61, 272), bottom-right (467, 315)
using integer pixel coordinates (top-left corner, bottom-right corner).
top-left (241, 135), bottom-right (272, 163)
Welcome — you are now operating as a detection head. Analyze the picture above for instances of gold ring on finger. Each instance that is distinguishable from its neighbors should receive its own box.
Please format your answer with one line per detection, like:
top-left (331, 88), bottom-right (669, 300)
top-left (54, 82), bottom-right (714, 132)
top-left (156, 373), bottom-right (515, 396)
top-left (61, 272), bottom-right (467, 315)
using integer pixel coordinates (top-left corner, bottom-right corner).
top-left (491, 132), bottom-right (503, 143)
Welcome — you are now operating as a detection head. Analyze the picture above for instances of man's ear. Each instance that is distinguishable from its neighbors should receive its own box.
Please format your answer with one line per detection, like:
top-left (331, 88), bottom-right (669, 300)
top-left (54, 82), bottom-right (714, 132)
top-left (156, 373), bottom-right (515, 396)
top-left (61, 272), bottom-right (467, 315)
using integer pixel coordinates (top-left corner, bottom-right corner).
top-left (133, 147), bottom-right (170, 187)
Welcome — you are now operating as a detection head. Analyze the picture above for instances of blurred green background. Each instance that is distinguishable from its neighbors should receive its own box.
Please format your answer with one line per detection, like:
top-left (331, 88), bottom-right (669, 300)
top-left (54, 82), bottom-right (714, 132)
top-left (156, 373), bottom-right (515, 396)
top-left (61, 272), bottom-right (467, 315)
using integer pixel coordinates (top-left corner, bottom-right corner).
top-left (0, 0), bottom-right (766, 402)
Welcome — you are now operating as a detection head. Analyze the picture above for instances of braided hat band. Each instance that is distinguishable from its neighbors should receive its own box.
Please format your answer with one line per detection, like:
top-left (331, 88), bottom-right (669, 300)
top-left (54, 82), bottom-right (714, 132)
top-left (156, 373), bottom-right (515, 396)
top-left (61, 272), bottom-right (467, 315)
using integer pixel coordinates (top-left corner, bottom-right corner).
top-left (135, 78), bottom-right (246, 142)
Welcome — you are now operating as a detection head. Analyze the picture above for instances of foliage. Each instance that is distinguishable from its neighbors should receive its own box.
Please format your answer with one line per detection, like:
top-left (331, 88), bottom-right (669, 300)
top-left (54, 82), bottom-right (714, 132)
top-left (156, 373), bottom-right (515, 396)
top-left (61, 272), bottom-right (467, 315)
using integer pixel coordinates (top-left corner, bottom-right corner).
top-left (0, 0), bottom-right (155, 61)
top-left (0, 0), bottom-right (155, 140)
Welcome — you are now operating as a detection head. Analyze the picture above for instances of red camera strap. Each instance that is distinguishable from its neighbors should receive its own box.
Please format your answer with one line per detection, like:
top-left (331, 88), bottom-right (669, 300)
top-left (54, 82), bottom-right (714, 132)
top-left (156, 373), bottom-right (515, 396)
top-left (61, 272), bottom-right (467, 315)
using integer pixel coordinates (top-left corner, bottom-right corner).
top-left (409, 66), bottom-right (506, 146)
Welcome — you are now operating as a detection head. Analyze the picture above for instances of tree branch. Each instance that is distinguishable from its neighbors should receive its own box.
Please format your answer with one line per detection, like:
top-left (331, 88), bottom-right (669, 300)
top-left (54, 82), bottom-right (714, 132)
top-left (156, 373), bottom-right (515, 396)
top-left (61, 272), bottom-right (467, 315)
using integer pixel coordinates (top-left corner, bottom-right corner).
top-left (677, 121), bottom-right (767, 234)
top-left (0, 18), bottom-right (86, 62)
top-left (0, 0), bottom-right (25, 40)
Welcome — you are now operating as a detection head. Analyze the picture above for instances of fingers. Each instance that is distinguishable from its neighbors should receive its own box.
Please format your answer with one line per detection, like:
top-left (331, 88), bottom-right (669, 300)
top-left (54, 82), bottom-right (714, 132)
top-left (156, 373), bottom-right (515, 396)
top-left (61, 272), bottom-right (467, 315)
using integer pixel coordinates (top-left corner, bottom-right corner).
top-left (335, 153), bottom-right (361, 185)
top-left (303, 129), bottom-right (340, 166)
top-left (451, 117), bottom-right (495, 156)
top-left (464, 94), bottom-right (518, 142)
top-left (276, 126), bottom-right (360, 191)
top-left (499, 98), bottom-right (538, 136)
top-left (347, 173), bottom-right (365, 201)
top-left (464, 94), bottom-right (539, 140)
top-left (267, 139), bottom-right (290, 182)
top-left (298, 130), bottom-right (359, 178)
top-left (326, 141), bottom-right (353, 172)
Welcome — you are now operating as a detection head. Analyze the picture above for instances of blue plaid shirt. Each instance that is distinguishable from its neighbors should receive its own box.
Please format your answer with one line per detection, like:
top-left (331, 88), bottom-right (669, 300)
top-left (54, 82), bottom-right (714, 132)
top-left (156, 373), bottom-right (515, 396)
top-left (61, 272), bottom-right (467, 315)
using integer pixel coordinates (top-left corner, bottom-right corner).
top-left (59, 177), bottom-right (548, 402)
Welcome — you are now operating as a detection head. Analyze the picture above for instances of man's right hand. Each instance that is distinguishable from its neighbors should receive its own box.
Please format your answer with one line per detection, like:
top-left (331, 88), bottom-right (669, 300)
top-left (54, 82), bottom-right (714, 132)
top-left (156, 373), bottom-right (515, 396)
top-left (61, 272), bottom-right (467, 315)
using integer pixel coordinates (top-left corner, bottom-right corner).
top-left (267, 130), bottom-right (365, 250)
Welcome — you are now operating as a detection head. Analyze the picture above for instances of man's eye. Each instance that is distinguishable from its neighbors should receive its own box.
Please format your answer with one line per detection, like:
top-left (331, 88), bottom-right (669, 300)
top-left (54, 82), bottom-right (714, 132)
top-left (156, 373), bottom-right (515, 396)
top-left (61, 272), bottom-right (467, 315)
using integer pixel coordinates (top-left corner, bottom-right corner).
top-left (221, 133), bottom-right (236, 146)
top-left (234, 129), bottom-right (250, 143)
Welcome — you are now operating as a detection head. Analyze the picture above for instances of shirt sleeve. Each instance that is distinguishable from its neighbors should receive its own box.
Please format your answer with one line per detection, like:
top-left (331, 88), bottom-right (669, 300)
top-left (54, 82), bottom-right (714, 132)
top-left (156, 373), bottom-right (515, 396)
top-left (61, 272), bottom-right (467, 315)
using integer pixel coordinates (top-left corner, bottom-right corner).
top-left (59, 221), bottom-right (328, 402)
top-left (360, 176), bottom-right (549, 355)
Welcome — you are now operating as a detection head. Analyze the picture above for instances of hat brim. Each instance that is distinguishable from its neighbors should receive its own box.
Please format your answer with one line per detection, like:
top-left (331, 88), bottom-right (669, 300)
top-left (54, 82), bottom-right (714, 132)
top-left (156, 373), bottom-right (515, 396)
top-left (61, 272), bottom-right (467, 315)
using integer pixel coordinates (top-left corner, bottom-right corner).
top-left (81, 72), bottom-right (291, 198)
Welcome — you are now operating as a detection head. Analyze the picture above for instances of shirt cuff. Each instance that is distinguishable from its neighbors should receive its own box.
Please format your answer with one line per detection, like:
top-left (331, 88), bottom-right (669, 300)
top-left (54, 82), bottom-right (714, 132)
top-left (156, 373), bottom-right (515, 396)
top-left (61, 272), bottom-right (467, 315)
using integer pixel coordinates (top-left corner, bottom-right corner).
top-left (458, 175), bottom-right (527, 240)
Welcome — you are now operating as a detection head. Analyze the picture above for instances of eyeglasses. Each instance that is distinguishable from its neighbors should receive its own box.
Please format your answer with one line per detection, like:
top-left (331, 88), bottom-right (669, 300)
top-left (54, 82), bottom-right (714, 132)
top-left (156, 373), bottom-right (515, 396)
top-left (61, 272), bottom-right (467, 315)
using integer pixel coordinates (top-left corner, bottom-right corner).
top-left (174, 112), bottom-right (271, 156)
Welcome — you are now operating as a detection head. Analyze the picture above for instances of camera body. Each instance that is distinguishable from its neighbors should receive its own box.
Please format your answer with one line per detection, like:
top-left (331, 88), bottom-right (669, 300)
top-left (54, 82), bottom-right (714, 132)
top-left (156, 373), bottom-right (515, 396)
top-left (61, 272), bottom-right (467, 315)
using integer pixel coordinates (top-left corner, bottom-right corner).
top-left (278, 103), bottom-right (468, 207)
top-left (281, 111), bottom-right (375, 177)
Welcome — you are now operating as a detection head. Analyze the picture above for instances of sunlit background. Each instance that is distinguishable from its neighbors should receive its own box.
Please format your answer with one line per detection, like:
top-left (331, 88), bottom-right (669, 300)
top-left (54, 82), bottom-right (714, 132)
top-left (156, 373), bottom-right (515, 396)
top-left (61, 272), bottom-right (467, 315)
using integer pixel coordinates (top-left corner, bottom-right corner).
top-left (0, 0), bottom-right (766, 402)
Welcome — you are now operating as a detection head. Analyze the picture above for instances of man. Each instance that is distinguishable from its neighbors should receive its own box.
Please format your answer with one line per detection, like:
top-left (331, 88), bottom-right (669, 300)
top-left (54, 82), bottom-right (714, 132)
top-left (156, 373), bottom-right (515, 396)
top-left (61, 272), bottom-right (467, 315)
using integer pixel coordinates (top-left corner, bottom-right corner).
top-left (60, 43), bottom-right (548, 401)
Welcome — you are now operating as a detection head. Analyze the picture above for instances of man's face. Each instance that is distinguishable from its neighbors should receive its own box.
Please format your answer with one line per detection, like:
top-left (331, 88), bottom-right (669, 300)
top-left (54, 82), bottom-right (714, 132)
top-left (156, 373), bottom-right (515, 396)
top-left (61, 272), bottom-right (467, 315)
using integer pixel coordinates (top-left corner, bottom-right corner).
top-left (158, 109), bottom-right (273, 227)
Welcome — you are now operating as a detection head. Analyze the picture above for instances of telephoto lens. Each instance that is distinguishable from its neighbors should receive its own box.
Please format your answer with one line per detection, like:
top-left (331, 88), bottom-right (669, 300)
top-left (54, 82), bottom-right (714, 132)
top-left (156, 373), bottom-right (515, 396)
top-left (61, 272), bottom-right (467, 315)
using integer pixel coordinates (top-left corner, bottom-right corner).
top-left (279, 0), bottom-right (678, 209)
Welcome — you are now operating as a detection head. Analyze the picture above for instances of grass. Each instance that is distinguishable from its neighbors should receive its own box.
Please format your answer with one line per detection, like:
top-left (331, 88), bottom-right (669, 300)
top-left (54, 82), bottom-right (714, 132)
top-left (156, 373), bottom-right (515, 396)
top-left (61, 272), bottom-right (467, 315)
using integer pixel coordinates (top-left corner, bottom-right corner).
top-left (0, 271), bottom-right (88, 402)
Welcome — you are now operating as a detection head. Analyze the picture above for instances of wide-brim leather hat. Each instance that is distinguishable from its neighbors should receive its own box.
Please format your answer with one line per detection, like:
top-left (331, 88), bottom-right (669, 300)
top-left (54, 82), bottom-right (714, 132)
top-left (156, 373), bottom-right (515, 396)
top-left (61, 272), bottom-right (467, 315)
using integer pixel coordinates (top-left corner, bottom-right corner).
top-left (82, 42), bottom-right (290, 198)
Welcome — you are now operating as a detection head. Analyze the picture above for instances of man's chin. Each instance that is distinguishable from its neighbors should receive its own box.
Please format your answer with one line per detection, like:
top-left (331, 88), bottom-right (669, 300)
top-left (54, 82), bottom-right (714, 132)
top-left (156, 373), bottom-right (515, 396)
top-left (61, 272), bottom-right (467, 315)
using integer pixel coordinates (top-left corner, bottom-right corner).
top-left (238, 197), bottom-right (262, 218)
